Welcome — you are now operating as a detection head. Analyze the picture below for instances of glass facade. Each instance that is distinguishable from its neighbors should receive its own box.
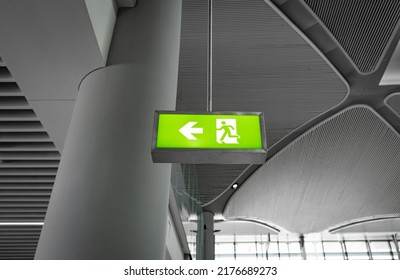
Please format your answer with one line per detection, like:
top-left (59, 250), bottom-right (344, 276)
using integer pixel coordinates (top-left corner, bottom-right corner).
top-left (188, 233), bottom-right (400, 260)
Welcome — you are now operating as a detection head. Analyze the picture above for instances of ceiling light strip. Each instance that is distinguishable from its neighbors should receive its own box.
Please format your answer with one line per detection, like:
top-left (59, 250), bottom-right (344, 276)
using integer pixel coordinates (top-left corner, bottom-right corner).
top-left (0, 222), bottom-right (44, 226)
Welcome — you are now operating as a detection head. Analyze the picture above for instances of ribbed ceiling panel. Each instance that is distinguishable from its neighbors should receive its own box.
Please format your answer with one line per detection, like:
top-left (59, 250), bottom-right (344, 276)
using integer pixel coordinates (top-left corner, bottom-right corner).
top-left (303, 0), bottom-right (400, 73)
top-left (0, 56), bottom-right (59, 259)
top-left (176, 0), bottom-right (348, 206)
top-left (176, 0), bottom-right (208, 111)
top-left (172, 163), bottom-right (248, 205)
top-left (0, 225), bottom-right (42, 259)
top-left (225, 106), bottom-right (400, 234)
top-left (212, 0), bottom-right (347, 146)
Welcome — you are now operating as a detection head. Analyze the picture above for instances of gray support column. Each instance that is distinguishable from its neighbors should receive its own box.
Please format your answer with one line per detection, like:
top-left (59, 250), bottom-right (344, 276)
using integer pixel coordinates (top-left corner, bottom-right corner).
top-left (35, 0), bottom-right (181, 259)
top-left (203, 211), bottom-right (215, 260)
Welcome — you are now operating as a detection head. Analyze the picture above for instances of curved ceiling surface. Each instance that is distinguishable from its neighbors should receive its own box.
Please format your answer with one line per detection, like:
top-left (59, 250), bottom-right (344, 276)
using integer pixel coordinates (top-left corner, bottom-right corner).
top-left (175, 0), bottom-right (348, 205)
top-left (212, 0), bottom-right (348, 146)
top-left (224, 106), bottom-right (400, 234)
top-left (303, 0), bottom-right (400, 73)
top-left (172, 163), bottom-right (248, 206)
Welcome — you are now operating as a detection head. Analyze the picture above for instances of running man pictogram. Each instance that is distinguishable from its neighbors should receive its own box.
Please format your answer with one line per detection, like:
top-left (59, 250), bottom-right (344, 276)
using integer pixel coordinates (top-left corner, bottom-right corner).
top-left (216, 119), bottom-right (240, 144)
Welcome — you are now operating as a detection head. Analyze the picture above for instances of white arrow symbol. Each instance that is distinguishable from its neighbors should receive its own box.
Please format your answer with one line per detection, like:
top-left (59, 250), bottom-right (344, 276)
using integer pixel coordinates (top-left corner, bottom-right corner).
top-left (179, 122), bottom-right (203, 140)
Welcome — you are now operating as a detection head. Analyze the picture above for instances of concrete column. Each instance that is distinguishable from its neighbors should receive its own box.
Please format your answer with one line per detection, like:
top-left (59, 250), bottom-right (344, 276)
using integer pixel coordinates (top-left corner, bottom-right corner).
top-left (35, 0), bottom-right (181, 259)
top-left (203, 211), bottom-right (215, 260)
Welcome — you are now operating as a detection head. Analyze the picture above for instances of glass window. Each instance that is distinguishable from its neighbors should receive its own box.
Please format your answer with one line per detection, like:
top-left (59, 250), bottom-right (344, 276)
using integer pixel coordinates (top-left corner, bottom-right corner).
top-left (369, 241), bottom-right (393, 260)
top-left (235, 235), bottom-right (257, 242)
top-left (235, 242), bottom-right (257, 260)
top-left (279, 242), bottom-right (290, 260)
top-left (188, 242), bottom-right (196, 259)
top-left (287, 242), bottom-right (302, 259)
top-left (287, 234), bottom-right (302, 242)
top-left (235, 254), bottom-right (258, 260)
top-left (323, 241), bottom-right (344, 260)
top-left (269, 235), bottom-right (278, 242)
top-left (397, 241), bottom-right (400, 259)
top-left (366, 233), bottom-right (393, 240)
top-left (266, 242), bottom-right (280, 260)
top-left (215, 235), bottom-right (235, 243)
top-left (188, 232), bottom-right (400, 260)
top-left (393, 240), bottom-right (400, 260)
top-left (304, 242), bottom-right (317, 260)
top-left (215, 254), bottom-right (235, 260)
top-left (304, 241), bottom-right (324, 260)
top-left (345, 241), bottom-right (369, 260)
top-left (215, 242), bottom-right (234, 254)
top-left (288, 242), bottom-right (301, 253)
top-left (254, 242), bottom-right (266, 259)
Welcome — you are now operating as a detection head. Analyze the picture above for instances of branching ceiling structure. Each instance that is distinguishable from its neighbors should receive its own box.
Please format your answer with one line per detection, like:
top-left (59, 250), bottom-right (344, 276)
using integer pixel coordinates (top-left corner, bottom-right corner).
top-left (178, 0), bottom-right (400, 235)
top-left (1, 0), bottom-right (400, 259)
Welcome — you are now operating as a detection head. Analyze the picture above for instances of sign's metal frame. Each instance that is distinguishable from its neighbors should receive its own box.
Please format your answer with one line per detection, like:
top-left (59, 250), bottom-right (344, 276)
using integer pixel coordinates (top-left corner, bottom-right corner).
top-left (151, 111), bottom-right (268, 164)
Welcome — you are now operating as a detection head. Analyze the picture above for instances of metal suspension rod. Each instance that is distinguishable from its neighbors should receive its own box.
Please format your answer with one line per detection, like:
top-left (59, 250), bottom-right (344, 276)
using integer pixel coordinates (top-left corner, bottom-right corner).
top-left (207, 0), bottom-right (213, 111)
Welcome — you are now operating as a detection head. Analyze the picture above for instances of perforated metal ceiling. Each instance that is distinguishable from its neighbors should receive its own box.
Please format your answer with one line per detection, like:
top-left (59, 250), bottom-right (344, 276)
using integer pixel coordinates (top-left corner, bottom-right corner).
top-left (224, 106), bottom-right (400, 234)
top-left (176, 0), bottom-right (348, 205)
top-left (303, 0), bottom-right (400, 73)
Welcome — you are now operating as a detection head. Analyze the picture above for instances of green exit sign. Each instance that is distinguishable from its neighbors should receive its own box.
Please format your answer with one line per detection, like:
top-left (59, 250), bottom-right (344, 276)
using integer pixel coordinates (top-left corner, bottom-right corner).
top-left (151, 111), bottom-right (267, 164)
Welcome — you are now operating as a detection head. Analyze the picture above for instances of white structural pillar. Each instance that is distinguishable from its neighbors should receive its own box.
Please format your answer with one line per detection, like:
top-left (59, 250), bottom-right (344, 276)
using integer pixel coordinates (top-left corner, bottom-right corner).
top-left (35, 0), bottom-right (182, 259)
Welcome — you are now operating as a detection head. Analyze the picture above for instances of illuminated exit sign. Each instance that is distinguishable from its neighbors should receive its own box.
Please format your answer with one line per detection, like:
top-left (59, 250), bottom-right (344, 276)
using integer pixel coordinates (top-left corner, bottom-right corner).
top-left (151, 111), bottom-right (267, 164)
